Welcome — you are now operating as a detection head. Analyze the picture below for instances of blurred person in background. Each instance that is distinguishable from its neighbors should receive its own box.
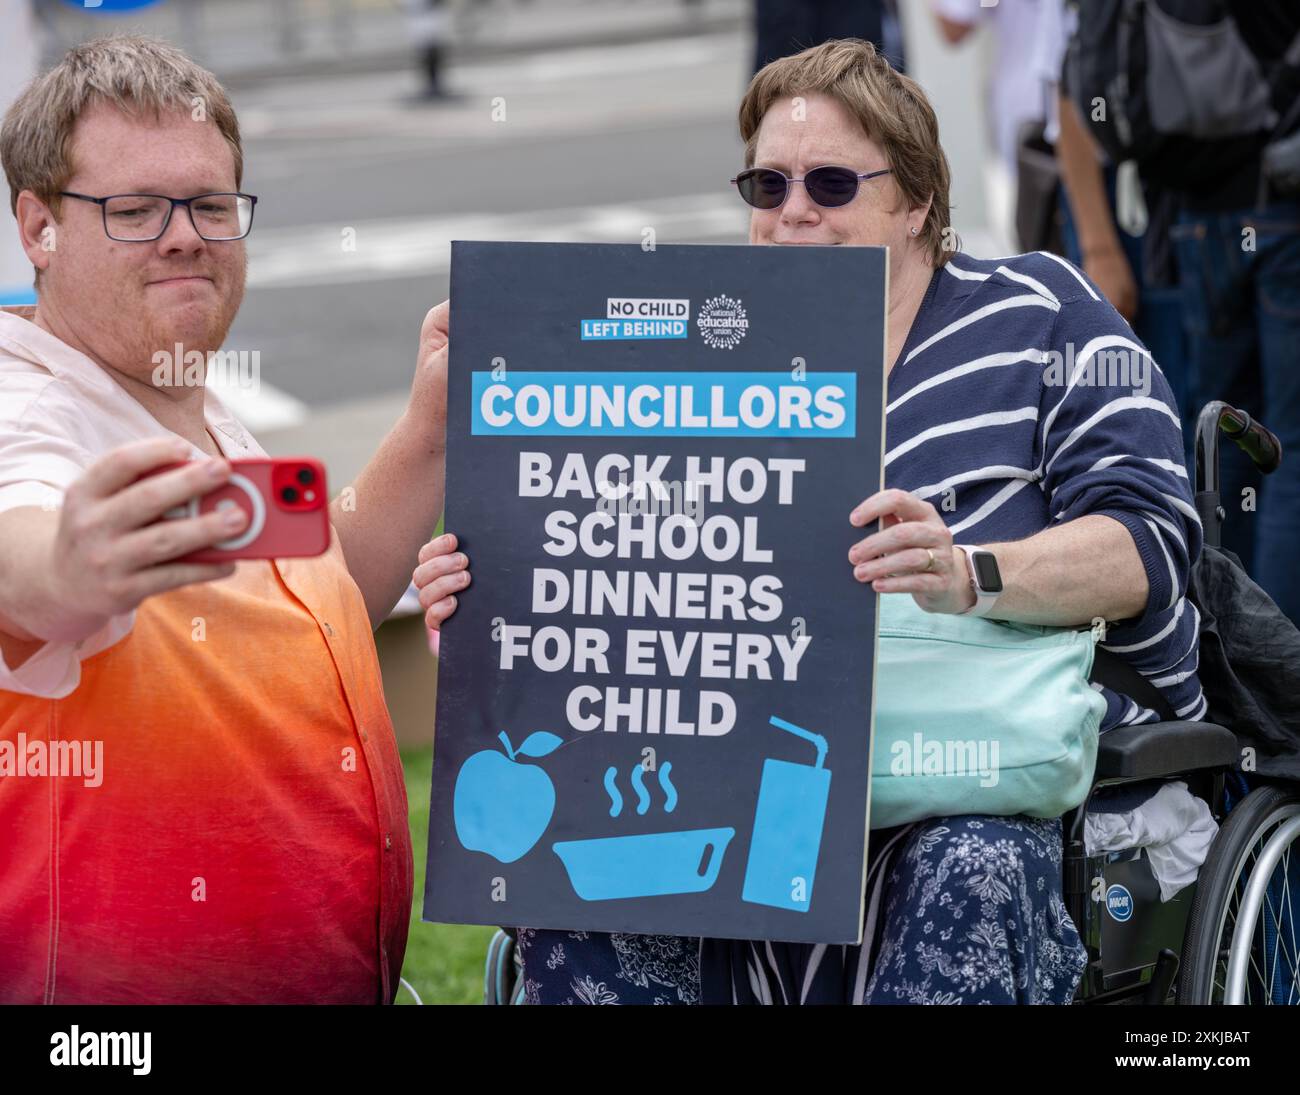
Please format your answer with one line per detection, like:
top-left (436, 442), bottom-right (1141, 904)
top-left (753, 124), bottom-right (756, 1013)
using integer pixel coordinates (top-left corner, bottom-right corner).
top-left (931, 0), bottom-right (1050, 180)
top-left (754, 0), bottom-right (905, 74)
top-left (1171, 1), bottom-right (1300, 626)
top-left (1065, 0), bottom-right (1300, 625)
top-left (931, 0), bottom-right (1068, 281)
top-left (405, 0), bottom-right (457, 101)
top-left (1041, 1), bottom-right (1190, 429)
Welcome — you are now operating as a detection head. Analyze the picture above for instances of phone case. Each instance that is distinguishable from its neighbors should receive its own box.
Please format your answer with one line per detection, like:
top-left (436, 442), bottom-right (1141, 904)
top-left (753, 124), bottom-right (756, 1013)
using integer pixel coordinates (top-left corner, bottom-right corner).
top-left (157, 458), bottom-right (331, 562)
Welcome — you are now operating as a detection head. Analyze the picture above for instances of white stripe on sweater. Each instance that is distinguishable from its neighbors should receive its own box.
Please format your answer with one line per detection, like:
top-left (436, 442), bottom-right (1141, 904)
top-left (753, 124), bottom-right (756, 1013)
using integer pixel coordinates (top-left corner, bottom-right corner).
top-left (1039, 334), bottom-right (1152, 460)
top-left (903, 296), bottom-right (1059, 365)
top-left (948, 477), bottom-right (1035, 535)
top-left (1037, 250), bottom-right (1100, 299)
top-left (1087, 454), bottom-right (1188, 479)
top-left (912, 464), bottom-right (1038, 501)
top-left (1042, 397), bottom-right (1181, 479)
top-left (1176, 690), bottom-right (1209, 721)
top-left (1102, 598), bottom-right (1191, 654)
top-left (1162, 491), bottom-right (1203, 528)
top-left (1151, 666), bottom-right (1199, 689)
top-left (995, 266), bottom-right (1061, 305)
top-left (885, 407), bottom-right (1039, 467)
top-left (1145, 616), bottom-right (1201, 676)
top-left (1145, 516), bottom-right (1181, 609)
top-left (1143, 510), bottom-right (1190, 555)
top-left (887, 348), bottom-right (1049, 414)
top-left (942, 257), bottom-right (1062, 306)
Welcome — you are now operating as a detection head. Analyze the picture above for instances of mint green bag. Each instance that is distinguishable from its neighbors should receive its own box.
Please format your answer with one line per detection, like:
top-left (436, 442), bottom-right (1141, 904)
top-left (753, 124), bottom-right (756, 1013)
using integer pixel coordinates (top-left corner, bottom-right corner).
top-left (870, 594), bottom-right (1106, 830)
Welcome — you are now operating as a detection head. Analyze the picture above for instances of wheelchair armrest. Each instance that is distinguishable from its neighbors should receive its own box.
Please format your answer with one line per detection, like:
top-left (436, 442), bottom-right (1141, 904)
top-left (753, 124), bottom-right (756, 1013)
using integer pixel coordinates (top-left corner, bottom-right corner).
top-left (1094, 720), bottom-right (1238, 782)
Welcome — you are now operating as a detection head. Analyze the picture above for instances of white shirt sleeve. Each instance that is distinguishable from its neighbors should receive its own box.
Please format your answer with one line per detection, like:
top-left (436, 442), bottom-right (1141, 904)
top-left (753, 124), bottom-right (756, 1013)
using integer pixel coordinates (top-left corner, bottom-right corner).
top-left (0, 610), bottom-right (136, 699)
top-left (0, 387), bottom-right (136, 698)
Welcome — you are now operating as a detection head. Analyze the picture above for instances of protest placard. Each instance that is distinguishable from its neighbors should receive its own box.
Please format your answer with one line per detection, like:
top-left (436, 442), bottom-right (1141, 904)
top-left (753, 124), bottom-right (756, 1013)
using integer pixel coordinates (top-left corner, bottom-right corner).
top-left (424, 241), bottom-right (886, 943)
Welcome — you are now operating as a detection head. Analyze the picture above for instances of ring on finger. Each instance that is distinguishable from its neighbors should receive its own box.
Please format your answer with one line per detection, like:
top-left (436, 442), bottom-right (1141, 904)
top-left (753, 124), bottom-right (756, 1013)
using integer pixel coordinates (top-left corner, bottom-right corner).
top-left (922, 548), bottom-right (936, 573)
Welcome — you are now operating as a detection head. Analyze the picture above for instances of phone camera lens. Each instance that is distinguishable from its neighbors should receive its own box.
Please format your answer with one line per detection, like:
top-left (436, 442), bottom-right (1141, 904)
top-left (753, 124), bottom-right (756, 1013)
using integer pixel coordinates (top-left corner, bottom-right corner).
top-left (296, 467), bottom-right (315, 486)
top-left (281, 486), bottom-right (299, 504)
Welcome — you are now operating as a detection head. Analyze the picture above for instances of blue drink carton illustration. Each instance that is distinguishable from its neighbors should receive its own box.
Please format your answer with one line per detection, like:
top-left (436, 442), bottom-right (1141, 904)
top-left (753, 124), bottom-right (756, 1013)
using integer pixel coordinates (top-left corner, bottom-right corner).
top-left (742, 716), bottom-right (831, 913)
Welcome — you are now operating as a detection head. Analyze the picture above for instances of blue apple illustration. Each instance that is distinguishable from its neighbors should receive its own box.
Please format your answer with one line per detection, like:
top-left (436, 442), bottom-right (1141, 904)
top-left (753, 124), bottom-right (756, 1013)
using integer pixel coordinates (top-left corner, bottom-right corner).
top-left (453, 730), bottom-right (562, 863)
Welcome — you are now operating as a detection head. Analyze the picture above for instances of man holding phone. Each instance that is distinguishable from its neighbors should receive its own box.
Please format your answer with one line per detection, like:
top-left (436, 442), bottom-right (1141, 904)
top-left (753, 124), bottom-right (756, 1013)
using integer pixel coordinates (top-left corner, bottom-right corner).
top-left (0, 35), bottom-right (466, 1003)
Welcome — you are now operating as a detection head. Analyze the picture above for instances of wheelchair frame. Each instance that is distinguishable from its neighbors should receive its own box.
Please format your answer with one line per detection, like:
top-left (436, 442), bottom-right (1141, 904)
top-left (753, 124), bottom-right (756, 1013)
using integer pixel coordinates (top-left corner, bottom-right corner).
top-left (1069, 402), bottom-right (1298, 1004)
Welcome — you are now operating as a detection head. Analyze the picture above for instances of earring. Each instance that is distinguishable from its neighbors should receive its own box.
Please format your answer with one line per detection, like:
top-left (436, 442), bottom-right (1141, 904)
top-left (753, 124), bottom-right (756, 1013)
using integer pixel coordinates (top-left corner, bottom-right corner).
top-left (910, 226), bottom-right (919, 236)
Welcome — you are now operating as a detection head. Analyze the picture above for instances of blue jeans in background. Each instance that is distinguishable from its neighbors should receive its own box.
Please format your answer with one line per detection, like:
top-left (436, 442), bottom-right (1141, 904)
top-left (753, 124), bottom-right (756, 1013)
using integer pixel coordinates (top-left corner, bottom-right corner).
top-left (1170, 201), bottom-right (1300, 626)
top-left (1057, 177), bottom-right (1193, 431)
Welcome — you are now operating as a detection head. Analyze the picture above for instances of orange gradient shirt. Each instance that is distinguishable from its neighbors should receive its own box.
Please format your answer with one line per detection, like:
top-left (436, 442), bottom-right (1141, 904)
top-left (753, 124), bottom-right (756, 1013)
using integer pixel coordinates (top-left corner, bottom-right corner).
top-left (0, 309), bottom-right (412, 1003)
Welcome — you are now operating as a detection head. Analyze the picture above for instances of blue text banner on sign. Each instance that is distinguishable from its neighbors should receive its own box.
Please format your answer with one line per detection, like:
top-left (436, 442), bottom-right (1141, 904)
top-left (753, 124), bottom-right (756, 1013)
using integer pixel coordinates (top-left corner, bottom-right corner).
top-left (471, 371), bottom-right (857, 437)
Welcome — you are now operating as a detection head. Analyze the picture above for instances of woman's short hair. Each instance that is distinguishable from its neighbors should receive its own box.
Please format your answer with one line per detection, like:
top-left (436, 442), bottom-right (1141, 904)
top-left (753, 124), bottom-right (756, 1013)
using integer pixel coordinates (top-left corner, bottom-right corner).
top-left (738, 38), bottom-right (953, 267)
top-left (1, 34), bottom-right (242, 217)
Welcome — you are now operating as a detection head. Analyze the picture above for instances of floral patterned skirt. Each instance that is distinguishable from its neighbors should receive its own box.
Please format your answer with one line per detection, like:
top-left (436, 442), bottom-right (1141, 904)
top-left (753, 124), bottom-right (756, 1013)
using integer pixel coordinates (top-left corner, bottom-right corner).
top-left (514, 815), bottom-right (1088, 1005)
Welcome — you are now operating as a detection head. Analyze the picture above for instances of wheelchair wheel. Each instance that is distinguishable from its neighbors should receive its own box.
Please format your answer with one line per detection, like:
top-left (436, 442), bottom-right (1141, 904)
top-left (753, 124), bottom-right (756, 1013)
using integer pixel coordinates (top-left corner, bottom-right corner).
top-left (484, 928), bottom-right (519, 1005)
top-left (1177, 785), bottom-right (1300, 1005)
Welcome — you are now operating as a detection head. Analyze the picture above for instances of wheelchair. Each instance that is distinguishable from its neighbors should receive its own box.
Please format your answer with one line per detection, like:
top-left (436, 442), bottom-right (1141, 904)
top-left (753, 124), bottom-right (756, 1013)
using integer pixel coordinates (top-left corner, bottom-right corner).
top-left (1071, 401), bottom-right (1299, 1005)
top-left (483, 401), bottom-right (1300, 1006)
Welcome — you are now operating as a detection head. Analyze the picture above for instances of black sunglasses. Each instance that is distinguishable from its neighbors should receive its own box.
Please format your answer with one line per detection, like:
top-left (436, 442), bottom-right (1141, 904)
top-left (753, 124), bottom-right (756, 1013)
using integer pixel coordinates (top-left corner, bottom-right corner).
top-left (730, 165), bottom-right (893, 210)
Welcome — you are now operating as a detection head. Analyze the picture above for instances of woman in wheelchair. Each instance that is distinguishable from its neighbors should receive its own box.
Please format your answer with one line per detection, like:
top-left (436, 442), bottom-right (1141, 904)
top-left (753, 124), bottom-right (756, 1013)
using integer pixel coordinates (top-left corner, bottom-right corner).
top-left (420, 38), bottom-right (1225, 1004)
top-left (489, 40), bottom-right (1210, 1006)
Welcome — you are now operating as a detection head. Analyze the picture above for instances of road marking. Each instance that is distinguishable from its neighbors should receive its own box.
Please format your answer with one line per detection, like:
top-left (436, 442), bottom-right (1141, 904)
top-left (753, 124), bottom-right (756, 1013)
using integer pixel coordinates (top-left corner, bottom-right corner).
top-left (461, 36), bottom-right (731, 86)
top-left (235, 34), bottom-right (744, 143)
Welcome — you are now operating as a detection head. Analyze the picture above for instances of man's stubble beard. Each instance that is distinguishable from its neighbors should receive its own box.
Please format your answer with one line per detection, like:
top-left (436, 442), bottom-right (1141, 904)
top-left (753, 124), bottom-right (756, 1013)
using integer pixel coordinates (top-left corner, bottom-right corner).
top-left (136, 254), bottom-right (247, 367)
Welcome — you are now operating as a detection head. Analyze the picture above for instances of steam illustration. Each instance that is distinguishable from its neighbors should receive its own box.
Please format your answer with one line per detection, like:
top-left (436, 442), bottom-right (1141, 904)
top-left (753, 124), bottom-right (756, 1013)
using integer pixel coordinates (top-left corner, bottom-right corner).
top-left (603, 762), bottom-right (677, 817)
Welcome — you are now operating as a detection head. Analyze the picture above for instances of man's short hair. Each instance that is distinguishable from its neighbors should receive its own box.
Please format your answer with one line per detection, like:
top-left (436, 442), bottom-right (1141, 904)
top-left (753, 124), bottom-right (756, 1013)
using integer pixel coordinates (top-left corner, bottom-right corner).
top-left (1, 34), bottom-right (243, 218)
top-left (737, 38), bottom-right (954, 267)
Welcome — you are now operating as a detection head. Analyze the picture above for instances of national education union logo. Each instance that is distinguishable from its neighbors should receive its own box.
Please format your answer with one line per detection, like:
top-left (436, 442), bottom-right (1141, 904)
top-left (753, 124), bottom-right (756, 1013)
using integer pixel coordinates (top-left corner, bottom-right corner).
top-left (695, 294), bottom-right (749, 350)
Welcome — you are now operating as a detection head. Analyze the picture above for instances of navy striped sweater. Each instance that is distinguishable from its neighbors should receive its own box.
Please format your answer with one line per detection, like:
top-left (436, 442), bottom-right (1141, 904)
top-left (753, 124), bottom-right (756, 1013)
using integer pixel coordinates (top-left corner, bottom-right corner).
top-left (887, 249), bottom-right (1204, 732)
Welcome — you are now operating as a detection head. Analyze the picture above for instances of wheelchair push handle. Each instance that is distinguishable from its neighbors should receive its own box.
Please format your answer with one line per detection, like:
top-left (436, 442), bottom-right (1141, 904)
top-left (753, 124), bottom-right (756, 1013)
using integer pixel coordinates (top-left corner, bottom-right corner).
top-left (1217, 405), bottom-right (1282, 475)
top-left (1194, 402), bottom-right (1283, 549)
top-left (1195, 401), bottom-right (1282, 487)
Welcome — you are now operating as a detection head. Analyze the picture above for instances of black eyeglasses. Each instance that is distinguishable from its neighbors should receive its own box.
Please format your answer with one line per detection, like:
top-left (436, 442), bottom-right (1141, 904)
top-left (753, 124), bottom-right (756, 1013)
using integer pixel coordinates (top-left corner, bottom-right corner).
top-left (730, 165), bottom-right (893, 210)
top-left (59, 191), bottom-right (258, 241)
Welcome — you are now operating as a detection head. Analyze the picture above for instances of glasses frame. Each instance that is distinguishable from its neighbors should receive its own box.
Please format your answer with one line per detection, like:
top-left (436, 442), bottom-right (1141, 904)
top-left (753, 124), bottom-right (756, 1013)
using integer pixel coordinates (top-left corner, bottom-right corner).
top-left (58, 190), bottom-right (259, 242)
top-left (729, 165), bottom-right (893, 210)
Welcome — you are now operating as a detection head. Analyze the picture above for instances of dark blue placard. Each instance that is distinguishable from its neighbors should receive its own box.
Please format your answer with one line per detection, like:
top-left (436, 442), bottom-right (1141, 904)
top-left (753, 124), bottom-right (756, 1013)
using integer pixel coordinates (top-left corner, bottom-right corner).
top-left (424, 241), bottom-right (886, 944)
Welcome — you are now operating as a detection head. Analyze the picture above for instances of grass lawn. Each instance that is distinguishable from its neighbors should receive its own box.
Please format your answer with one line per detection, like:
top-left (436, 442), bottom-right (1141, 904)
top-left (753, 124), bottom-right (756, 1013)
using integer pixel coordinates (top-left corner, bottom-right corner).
top-left (397, 744), bottom-right (496, 1005)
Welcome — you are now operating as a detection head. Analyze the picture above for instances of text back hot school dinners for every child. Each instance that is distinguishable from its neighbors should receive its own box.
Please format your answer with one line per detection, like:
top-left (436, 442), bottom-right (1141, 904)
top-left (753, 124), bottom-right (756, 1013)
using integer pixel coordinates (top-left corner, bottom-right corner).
top-left (499, 450), bottom-right (817, 738)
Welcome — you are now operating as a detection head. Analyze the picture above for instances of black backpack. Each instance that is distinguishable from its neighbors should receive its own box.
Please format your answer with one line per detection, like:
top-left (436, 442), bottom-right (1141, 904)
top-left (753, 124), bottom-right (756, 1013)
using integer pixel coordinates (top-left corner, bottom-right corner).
top-left (1064, 0), bottom-right (1276, 192)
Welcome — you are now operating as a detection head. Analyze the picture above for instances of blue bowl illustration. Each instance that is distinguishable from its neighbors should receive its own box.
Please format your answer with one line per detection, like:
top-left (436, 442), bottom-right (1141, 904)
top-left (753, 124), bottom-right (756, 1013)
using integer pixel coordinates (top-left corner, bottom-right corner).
top-left (553, 828), bottom-right (736, 901)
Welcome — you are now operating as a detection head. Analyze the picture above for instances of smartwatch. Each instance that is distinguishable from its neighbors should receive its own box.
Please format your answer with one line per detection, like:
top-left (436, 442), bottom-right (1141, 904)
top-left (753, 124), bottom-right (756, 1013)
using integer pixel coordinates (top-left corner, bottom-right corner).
top-left (954, 545), bottom-right (1002, 617)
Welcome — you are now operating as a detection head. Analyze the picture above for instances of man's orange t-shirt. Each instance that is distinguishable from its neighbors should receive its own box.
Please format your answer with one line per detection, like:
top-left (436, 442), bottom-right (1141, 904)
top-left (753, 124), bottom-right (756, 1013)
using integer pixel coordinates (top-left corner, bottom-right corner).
top-left (0, 309), bottom-right (413, 1004)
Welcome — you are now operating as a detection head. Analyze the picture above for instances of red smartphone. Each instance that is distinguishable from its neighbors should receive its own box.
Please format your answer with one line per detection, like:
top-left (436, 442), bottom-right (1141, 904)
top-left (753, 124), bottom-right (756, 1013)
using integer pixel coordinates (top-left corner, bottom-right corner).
top-left (152, 457), bottom-right (331, 562)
